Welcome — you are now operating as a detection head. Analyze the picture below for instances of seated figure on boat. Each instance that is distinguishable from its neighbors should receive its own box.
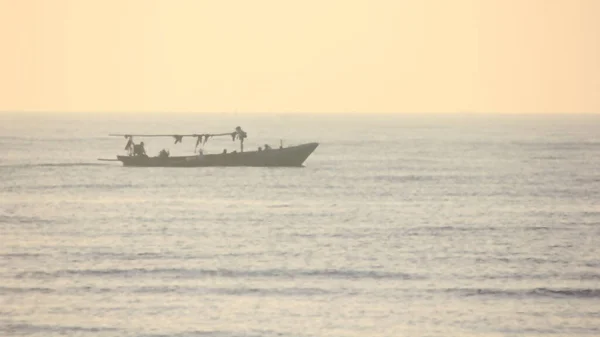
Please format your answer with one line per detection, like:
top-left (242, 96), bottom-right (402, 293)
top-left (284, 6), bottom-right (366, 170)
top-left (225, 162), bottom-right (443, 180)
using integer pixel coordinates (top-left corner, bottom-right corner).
top-left (159, 148), bottom-right (170, 159)
top-left (133, 142), bottom-right (147, 157)
top-left (264, 144), bottom-right (272, 150)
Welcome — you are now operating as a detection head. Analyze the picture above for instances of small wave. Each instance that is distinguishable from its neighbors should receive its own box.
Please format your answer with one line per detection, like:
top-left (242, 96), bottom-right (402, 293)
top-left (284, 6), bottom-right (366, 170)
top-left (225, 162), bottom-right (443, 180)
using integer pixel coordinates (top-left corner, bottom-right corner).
top-left (16, 267), bottom-right (422, 281)
top-left (267, 204), bottom-right (292, 208)
top-left (572, 272), bottom-right (600, 280)
top-left (425, 225), bottom-right (498, 232)
top-left (513, 141), bottom-right (600, 150)
top-left (133, 286), bottom-right (332, 297)
top-left (220, 287), bottom-right (331, 296)
top-left (0, 162), bottom-right (109, 168)
top-left (394, 226), bottom-right (501, 236)
top-left (138, 329), bottom-right (285, 337)
top-left (37, 162), bottom-right (108, 167)
top-left (22, 182), bottom-right (134, 191)
top-left (0, 253), bottom-right (45, 258)
top-left (290, 232), bottom-right (316, 238)
top-left (498, 327), bottom-right (592, 335)
top-left (452, 287), bottom-right (600, 299)
top-left (0, 286), bottom-right (54, 294)
top-left (0, 323), bottom-right (119, 335)
top-left (531, 155), bottom-right (564, 160)
top-left (477, 273), bottom-right (561, 281)
top-left (396, 225), bottom-right (573, 236)
top-left (0, 215), bottom-right (54, 225)
top-left (523, 226), bottom-right (553, 231)
top-left (0, 285), bottom-right (335, 297)
top-left (370, 174), bottom-right (438, 182)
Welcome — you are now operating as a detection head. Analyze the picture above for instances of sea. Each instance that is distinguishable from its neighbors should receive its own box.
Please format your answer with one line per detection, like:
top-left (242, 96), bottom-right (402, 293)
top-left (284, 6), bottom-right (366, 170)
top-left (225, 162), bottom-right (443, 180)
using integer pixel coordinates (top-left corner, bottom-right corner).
top-left (0, 112), bottom-right (599, 337)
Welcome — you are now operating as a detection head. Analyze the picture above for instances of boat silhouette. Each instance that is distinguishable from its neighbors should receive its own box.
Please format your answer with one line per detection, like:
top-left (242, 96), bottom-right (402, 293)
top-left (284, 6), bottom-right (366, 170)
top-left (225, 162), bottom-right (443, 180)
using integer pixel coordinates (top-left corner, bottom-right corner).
top-left (105, 126), bottom-right (319, 167)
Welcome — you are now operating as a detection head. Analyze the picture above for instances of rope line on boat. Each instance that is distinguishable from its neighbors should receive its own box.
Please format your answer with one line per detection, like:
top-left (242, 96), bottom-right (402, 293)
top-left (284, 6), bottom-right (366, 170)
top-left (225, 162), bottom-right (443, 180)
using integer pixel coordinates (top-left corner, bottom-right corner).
top-left (110, 127), bottom-right (248, 153)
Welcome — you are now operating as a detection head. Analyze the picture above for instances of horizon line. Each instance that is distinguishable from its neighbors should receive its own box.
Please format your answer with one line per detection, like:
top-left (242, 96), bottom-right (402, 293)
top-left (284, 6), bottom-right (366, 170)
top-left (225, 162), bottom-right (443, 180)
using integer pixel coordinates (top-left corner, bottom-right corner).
top-left (1, 110), bottom-right (599, 115)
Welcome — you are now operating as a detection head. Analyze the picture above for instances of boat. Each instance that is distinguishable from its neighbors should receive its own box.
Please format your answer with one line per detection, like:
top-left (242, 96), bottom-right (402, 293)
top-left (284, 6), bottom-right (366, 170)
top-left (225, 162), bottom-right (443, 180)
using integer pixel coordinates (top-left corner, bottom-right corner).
top-left (104, 126), bottom-right (319, 167)
top-left (116, 142), bottom-right (319, 167)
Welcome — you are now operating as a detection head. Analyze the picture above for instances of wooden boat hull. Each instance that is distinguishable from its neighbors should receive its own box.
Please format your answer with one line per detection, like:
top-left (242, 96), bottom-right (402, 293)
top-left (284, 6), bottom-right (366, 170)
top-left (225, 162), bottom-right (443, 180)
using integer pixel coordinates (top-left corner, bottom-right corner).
top-left (116, 142), bottom-right (319, 167)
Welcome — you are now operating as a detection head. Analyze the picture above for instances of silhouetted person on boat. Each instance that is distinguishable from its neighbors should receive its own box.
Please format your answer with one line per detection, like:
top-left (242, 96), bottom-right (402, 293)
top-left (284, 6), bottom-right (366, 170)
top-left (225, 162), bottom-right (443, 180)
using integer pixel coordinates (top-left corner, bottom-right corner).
top-left (159, 148), bottom-right (170, 159)
top-left (133, 142), bottom-right (147, 157)
top-left (264, 144), bottom-right (272, 150)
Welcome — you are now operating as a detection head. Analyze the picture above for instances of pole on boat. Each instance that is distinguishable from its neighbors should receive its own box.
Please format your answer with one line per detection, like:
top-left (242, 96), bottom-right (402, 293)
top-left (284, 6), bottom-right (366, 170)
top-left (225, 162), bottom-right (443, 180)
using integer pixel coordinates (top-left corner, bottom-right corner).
top-left (234, 126), bottom-right (246, 153)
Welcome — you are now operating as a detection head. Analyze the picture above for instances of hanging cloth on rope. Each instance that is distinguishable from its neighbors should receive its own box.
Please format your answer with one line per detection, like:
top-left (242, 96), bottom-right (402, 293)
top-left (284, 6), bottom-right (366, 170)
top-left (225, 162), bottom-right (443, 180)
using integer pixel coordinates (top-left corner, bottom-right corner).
top-left (231, 127), bottom-right (247, 142)
top-left (235, 126), bottom-right (247, 140)
top-left (195, 135), bottom-right (211, 151)
top-left (173, 135), bottom-right (183, 144)
top-left (195, 135), bottom-right (202, 150)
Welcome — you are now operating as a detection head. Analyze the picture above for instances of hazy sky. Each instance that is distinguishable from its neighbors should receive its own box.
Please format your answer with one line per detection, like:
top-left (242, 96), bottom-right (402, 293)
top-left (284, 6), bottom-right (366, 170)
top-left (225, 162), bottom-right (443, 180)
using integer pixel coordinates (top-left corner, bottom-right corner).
top-left (1, 0), bottom-right (598, 113)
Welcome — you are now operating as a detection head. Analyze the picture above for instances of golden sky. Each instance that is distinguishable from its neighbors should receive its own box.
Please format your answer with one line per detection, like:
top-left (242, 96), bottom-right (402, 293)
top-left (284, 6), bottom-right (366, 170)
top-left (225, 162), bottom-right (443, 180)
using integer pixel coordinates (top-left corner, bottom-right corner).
top-left (1, 0), bottom-right (598, 113)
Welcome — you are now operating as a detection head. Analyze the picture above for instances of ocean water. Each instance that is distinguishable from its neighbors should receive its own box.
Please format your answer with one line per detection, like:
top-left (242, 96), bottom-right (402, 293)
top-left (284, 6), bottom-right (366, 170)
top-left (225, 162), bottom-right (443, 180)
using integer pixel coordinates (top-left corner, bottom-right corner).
top-left (0, 112), bottom-right (599, 337)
